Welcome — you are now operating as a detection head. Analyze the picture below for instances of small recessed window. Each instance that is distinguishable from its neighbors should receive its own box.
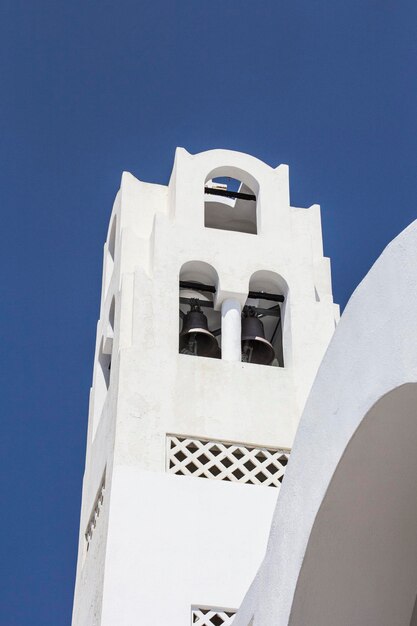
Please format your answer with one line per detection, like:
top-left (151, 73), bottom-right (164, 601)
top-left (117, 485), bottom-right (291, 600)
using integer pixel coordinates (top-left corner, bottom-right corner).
top-left (98, 343), bottom-right (111, 390)
top-left (109, 297), bottom-right (115, 335)
top-left (105, 216), bottom-right (117, 294)
top-left (93, 298), bottom-right (115, 437)
top-left (108, 216), bottom-right (116, 261)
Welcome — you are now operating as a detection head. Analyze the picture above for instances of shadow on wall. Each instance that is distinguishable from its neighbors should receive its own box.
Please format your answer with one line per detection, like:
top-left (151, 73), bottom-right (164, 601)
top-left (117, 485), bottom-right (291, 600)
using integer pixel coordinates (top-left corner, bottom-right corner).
top-left (290, 383), bottom-right (417, 626)
top-left (233, 220), bottom-right (417, 626)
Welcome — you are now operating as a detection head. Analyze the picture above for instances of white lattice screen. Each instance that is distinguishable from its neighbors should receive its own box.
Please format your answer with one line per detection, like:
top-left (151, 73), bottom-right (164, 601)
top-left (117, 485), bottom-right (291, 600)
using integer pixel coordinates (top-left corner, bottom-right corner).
top-left (84, 469), bottom-right (106, 553)
top-left (167, 435), bottom-right (290, 487)
top-left (191, 607), bottom-right (236, 625)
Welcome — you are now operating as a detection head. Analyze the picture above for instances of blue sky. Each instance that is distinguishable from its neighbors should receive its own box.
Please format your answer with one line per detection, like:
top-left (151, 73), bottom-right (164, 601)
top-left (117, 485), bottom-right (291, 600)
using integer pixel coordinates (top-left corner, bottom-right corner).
top-left (1, 1), bottom-right (416, 623)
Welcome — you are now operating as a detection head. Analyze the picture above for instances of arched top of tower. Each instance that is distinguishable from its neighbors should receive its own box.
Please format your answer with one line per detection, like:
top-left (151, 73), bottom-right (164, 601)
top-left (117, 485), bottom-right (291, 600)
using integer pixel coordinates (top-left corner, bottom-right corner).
top-left (181, 147), bottom-right (281, 174)
top-left (169, 147), bottom-right (289, 234)
top-left (172, 147), bottom-right (286, 191)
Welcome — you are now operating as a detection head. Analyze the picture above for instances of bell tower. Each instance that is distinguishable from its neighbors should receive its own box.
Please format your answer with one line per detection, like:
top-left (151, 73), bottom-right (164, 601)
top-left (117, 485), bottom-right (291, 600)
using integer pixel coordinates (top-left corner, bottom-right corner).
top-left (72, 148), bottom-right (339, 626)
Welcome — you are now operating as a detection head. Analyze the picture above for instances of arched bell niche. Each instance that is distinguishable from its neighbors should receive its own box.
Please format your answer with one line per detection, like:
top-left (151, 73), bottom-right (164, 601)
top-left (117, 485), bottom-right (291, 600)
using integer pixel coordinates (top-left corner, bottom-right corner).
top-left (178, 261), bottom-right (221, 359)
top-left (204, 166), bottom-right (259, 235)
top-left (243, 270), bottom-right (289, 367)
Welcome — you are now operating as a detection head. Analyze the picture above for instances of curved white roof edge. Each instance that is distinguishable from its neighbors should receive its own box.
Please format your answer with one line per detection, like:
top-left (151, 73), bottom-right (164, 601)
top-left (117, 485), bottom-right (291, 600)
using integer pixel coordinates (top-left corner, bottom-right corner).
top-left (234, 218), bottom-right (417, 626)
top-left (175, 146), bottom-right (286, 171)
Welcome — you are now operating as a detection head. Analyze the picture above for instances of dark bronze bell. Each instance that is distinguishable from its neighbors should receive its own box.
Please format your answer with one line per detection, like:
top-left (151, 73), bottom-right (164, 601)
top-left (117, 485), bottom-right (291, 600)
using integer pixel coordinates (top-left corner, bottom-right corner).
top-left (241, 309), bottom-right (275, 365)
top-left (179, 303), bottom-right (220, 358)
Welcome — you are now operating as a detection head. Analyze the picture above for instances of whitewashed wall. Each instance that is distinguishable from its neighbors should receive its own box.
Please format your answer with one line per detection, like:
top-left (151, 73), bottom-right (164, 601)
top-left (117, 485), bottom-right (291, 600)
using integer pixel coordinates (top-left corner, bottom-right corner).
top-left (234, 220), bottom-right (417, 626)
top-left (72, 148), bottom-right (338, 625)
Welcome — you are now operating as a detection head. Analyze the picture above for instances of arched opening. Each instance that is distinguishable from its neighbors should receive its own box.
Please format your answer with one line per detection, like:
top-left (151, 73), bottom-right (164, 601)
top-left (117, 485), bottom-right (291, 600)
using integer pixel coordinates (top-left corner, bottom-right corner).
top-left (105, 216), bottom-right (117, 294)
top-left (109, 297), bottom-right (115, 335)
top-left (99, 346), bottom-right (111, 390)
top-left (108, 215), bottom-right (116, 260)
top-left (102, 296), bottom-right (115, 356)
top-left (93, 338), bottom-right (111, 433)
top-left (179, 261), bottom-right (221, 359)
top-left (93, 299), bottom-right (115, 436)
top-left (204, 168), bottom-right (258, 235)
top-left (289, 384), bottom-right (417, 626)
top-left (242, 271), bottom-right (287, 366)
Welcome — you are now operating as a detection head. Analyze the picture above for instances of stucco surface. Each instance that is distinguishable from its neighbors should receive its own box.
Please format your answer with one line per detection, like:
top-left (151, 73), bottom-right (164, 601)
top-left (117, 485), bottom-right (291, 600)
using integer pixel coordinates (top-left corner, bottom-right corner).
top-left (72, 149), bottom-right (338, 625)
top-left (101, 469), bottom-right (277, 626)
top-left (234, 220), bottom-right (417, 626)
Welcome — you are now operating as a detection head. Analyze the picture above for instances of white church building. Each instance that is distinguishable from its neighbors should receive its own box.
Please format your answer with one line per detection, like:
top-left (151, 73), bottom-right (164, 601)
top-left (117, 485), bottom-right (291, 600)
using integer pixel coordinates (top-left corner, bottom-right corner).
top-left (71, 148), bottom-right (339, 625)
top-left (73, 147), bottom-right (417, 625)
